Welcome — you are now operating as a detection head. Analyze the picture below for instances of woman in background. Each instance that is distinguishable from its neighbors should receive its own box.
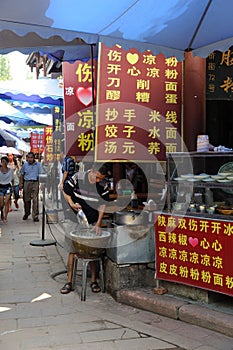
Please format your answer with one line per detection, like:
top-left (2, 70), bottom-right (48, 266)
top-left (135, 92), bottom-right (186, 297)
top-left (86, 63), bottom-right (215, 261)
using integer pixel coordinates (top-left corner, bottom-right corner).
top-left (12, 157), bottom-right (21, 209)
top-left (7, 153), bottom-right (21, 211)
top-left (0, 156), bottom-right (14, 223)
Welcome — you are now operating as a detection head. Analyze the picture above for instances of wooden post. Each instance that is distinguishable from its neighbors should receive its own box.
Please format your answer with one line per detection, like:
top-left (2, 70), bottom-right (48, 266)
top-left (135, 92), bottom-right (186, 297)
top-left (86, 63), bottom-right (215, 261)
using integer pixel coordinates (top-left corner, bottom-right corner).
top-left (183, 52), bottom-right (206, 151)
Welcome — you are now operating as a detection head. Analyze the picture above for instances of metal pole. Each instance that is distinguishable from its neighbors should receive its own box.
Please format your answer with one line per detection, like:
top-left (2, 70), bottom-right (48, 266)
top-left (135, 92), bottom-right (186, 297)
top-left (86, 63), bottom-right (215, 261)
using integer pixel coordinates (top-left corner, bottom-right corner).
top-left (41, 190), bottom-right (45, 240)
top-left (30, 182), bottom-right (56, 247)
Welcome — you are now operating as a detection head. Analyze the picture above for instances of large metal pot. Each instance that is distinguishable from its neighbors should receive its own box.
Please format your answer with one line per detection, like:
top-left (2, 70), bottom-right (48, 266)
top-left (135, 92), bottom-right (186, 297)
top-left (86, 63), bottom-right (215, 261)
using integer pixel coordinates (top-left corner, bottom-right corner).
top-left (114, 210), bottom-right (146, 225)
top-left (67, 229), bottom-right (111, 257)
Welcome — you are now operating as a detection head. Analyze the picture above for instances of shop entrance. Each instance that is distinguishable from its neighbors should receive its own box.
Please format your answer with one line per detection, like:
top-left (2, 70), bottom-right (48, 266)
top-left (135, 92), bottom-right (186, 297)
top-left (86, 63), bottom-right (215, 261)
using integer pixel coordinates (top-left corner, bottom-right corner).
top-left (206, 100), bottom-right (233, 149)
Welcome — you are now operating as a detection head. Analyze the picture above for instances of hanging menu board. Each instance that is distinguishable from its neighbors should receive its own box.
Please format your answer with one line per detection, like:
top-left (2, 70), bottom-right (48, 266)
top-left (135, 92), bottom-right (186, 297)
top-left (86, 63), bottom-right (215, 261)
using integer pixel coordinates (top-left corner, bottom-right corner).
top-left (95, 43), bottom-right (183, 162)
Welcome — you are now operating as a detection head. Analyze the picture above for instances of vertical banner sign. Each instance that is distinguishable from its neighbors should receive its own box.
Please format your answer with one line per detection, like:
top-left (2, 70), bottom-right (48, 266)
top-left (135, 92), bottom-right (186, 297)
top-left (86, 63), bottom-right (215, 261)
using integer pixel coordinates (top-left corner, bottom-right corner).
top-left (52, 105), bottom-right (64, 161)
top-left (206, 46), bottom-right (233, 100)
top-left (155, 213), bottom-right (233, 296)
top-left (62, 59), bottom-right (97, 158)
top-left (43, 126), bottom-right (53, 162)
top-left (96, 43), bottom-right (182, 162)
top-left (30, 132), bottom-right (44, 154)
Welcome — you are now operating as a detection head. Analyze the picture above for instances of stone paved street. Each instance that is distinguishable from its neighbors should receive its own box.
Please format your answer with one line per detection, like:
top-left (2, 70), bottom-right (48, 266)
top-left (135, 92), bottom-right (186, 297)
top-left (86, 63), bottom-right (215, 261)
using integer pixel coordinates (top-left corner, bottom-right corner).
top-left (0, 199), bottom-right (233, 349)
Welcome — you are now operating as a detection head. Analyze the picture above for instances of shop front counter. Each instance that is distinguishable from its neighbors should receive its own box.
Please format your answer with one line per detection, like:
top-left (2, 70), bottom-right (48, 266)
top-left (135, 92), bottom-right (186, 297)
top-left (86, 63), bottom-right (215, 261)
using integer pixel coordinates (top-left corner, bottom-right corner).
top-left (154, 211), bottom-right (233, 301)
top-left (104, 205), bottom-right (156, 298)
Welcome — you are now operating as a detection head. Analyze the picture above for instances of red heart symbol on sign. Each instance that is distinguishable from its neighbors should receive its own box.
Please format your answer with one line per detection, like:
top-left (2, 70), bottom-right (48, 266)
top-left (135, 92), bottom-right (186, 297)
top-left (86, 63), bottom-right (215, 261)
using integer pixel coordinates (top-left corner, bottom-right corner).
top-left (188, 237), bottom-right (199, 248)
top-left (76, 87), bottom-right (94, 106)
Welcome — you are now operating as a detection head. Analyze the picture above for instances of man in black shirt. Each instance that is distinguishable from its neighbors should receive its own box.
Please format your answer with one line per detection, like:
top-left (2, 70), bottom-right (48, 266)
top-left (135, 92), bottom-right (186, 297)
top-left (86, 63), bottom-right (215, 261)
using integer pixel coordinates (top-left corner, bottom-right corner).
top-left (60, 164), bottom-right (109, 294)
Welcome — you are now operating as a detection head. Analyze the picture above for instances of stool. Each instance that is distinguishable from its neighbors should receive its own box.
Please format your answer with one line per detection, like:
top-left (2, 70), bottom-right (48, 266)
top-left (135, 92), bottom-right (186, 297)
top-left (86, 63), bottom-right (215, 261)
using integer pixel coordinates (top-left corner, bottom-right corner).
top-left (71, 254), bottom-right (105, 301)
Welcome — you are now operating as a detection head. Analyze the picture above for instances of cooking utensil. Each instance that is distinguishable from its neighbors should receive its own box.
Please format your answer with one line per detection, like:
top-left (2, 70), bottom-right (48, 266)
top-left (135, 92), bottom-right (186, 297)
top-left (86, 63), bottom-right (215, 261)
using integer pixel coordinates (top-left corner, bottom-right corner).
top-left (76, 209), bottom-right (90, 229)
top-left (217, 207), bottom-right (233, 215)
top-left (114, 210), bottom-right (146, 225)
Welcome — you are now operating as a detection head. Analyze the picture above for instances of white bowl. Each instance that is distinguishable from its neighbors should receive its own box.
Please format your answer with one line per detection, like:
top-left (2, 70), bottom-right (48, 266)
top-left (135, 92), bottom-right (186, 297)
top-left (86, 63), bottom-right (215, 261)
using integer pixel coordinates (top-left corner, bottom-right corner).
top-left (211, 175), bottom-right (224, 180)
top-left (180, 174), bottom-right (194, 179)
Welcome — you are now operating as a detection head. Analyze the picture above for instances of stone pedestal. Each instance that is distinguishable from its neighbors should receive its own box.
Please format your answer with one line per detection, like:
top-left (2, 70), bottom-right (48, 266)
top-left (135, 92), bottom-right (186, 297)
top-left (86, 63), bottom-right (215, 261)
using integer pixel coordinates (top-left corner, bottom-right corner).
top-left (105, 258), bottom-right (222, 304)
top-left (105, 258), bottom-right (155, 300)
top-left (158, 280), bottom-right (225, 304)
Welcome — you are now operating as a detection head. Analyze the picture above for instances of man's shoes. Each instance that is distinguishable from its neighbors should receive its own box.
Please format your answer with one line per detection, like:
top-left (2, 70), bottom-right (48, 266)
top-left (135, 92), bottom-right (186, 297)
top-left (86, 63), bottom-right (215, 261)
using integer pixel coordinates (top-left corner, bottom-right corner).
top-left (90, 281), bottom-right (101, 293)
top-left (60, 282), bottom-right (73, 294)
top-left (33, 217), bottom-right (39, 222)
top-left (23, 215), bottom-right (28, 220)
top-left (14, 200), bottom-right (19, 209)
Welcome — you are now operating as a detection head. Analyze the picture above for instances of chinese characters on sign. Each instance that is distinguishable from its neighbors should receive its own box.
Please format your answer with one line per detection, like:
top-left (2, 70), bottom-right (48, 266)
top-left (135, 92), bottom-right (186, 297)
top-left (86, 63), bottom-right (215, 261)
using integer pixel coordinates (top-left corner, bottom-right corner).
top-left (62, 59), bottom-right (97, 158)
top-left (206, 46), bottom-right (233, 100)
top-left (96, 43), bottom-right (182, 162)
top-left (52, 106), bottom-right (64, 161)
top-left (43, 126), bottom-right (53, 162)
top-left (155, 213), bottom-right (233, 296)
top-left (30, 132), bottom-right (44, 154)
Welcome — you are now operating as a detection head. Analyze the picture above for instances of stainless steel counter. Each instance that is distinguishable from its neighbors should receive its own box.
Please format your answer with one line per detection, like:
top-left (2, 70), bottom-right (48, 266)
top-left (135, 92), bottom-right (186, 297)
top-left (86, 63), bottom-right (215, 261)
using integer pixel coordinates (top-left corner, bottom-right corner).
top-left (106, 223), bottom-right (155, 264)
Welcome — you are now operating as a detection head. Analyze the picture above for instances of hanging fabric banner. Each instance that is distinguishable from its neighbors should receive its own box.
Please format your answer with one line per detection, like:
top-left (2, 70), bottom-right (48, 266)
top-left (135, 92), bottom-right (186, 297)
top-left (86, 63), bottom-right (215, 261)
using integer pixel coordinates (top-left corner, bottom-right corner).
top-left (62, 59), bottom-right (97, 159)
top-left (95, 43), bottom-right (183, 162)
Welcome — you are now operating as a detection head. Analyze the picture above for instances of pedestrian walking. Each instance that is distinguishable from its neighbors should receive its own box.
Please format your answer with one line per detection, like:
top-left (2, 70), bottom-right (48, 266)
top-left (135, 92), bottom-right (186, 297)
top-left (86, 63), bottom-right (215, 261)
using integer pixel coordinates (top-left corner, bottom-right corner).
top-left (7, 153), bottom-right (21, 210)
top-left (19, 152), bottom-right (41, 222)
top-left (0, 156), bottom-right (14, 223)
